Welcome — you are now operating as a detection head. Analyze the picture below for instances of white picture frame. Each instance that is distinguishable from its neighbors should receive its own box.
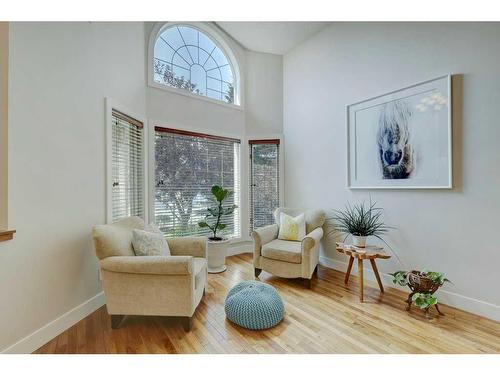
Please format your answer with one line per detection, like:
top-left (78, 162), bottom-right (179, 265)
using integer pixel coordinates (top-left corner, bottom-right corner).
top-left (347, 75), bottom-right (452, 189)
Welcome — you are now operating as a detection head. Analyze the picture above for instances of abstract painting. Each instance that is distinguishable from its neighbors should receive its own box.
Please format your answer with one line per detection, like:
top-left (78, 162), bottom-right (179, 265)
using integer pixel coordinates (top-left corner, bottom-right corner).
top-left (347, 75), bottom-right (452, 189)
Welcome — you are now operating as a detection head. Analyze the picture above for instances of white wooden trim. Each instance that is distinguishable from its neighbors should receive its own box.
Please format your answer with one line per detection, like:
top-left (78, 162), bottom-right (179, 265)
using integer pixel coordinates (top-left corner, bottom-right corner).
top-left (1, 292), bottom-right (106, 354)
top-left (148, 82), bottom-right (244, 111)
top-left (104, 98), bottom-right (148, 224)
top-left (147, 22), bottom-right (244, 110)
top-left (346, 74), bottom-right (453, 189)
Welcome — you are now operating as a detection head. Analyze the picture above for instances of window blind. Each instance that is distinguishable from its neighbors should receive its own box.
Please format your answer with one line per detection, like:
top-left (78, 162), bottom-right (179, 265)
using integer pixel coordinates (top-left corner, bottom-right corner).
top-left (155, 127), bottom-right (241, 238)
top-left (111, 110), bottom-right (144, 222)
top-left (249, 140), bottom-right (280, 233)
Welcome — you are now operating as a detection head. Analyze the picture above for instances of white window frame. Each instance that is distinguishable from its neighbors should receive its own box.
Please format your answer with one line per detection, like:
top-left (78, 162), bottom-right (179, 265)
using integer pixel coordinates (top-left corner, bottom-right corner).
top-left (148, 22), bottom-right (244, 111)
top-left (105, 98), bottom-right (149, 224)
top-left (246, 134), bottom-right (285, 234)
top-left (149, 121), bottom-right (245, 243)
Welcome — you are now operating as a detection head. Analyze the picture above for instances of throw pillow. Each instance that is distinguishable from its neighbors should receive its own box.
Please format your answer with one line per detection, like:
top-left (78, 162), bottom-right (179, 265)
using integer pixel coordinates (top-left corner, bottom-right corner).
top-left (132, 229), bottom-right (170, 256)
top-left (278, 213), bottom-right (306, 241)
top-left (145, 222), bottom-right (163, 234)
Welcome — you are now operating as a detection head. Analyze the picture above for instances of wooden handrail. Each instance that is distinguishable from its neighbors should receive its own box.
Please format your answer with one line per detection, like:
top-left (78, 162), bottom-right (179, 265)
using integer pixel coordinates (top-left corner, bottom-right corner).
top-left (0, 229), bottom-right (15, 242)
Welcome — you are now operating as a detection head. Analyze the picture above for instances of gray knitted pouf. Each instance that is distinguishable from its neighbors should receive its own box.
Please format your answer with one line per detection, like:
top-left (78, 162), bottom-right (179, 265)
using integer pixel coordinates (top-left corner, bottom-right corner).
top-left (224, 281), bottom-right (284, 330)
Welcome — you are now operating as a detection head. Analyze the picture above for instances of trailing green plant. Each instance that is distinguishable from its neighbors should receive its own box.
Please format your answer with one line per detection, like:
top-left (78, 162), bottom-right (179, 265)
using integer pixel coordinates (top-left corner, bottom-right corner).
top-left (422, 271), bottom-right (450, 285)
top-left (198, 185), bottom-right (237, 241)
top-left (390, 270), bottom-right (451, 287)
top-left (330, 200), bottom-right (393, 240)
top-left (411, 293), bottom-right (438, 309)
top-left (390, 270), bottom-right (451, 311)
top-left (391, 270), bottom-right (409, 286)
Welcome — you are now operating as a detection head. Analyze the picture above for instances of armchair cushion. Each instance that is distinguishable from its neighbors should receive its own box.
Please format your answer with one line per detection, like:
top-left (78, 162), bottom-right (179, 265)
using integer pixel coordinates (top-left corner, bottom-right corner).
top-left (262, 239), bottom-right (302, 264)
top-left (100, 255), bottom-right (194, 275)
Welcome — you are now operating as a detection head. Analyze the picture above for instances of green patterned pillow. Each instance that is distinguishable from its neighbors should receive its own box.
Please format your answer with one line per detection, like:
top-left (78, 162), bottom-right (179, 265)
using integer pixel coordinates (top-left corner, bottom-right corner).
top-left (278, 213), bottom-right (306, 241)
top-left (132, 229), bottom-right (170, 256)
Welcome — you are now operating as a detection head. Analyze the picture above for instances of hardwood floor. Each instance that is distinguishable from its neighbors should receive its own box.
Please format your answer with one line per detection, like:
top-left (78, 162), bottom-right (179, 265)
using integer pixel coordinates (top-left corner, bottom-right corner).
top-left (34, 253), bottom-right (500, 354)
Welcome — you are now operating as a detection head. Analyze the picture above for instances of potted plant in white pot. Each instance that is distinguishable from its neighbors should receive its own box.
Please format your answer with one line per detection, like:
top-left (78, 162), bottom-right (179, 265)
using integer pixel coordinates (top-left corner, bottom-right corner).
top-left (198, 185), bottom-right (237, 273)
top-left (330, 200), bottom-right (392, 248)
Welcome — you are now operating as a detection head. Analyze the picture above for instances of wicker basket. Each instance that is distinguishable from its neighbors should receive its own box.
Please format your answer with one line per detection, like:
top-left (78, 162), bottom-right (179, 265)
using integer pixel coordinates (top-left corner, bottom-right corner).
top-left (408, 271), bottom-right (440, 294)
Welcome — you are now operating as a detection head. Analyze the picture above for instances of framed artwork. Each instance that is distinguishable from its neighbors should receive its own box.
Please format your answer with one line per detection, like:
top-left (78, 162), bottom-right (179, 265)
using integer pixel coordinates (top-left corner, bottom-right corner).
top-left (347, 75), bottom-right (452, 189)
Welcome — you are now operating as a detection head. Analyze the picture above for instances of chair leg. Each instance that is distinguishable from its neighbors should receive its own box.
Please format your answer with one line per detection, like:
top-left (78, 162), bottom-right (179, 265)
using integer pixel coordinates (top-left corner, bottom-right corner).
top-left (110, 315), bottom-right (125, 329)
top-left (254, 268), bottom-right (262, 277)
top-left (182, 317), bottom-right (193, 332)
top-left (305, 278), bottom-right (312, 289)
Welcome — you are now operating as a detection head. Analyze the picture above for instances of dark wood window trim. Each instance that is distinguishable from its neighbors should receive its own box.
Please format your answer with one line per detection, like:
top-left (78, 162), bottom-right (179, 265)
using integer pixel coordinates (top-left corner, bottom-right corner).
top-left (155, 127), bottom-right (241, 144)
top-left (113, 110), bottom-right (144, 129)
top-left (248, 139), bottom-right (280, 145)
top-left (0, 229), bottom-right (16, 242)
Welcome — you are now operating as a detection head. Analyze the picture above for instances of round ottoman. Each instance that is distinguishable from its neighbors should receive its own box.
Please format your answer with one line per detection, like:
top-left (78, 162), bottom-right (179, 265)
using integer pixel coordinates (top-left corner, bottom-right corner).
top-left (224, 281), bottom-right (284, 330)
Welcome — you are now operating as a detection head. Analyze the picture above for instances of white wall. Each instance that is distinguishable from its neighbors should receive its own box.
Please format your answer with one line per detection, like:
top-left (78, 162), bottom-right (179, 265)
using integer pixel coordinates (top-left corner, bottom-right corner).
top-left (0, 22), bottom-right (146, 352)
top-left (283, 22), bottom-right (500, 319)
top-left (245, 51), bottom-right (283, 136)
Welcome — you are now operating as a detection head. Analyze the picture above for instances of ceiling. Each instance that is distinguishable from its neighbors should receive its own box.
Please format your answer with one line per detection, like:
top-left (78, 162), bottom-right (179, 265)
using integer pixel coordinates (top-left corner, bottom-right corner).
top-left (216, 22), bottom-right (330, 55)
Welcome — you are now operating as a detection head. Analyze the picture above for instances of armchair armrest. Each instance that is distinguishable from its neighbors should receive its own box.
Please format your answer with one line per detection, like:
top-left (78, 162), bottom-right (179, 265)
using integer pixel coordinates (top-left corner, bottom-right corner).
top-left (301, 227), bottom-right (324, 253)
top-left (252, 224), bottom-right (279, 249)
top-left (167, 236), bottom-right (207, 258)
top-left (100, 256), bottom-right (194, 276)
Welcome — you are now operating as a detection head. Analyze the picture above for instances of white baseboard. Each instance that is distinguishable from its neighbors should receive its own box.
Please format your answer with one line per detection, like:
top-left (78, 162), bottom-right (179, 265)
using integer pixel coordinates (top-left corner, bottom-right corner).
top-left (1, 292), bottom-right (106, 354)
top-left (320, 256), bottom-right (500, 322)
top-left (227, 242), bottom-right (253, 256)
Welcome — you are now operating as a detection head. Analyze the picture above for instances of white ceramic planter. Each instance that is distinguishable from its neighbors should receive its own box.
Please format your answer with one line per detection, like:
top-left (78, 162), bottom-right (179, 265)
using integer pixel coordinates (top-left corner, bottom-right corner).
top-left (352, 235), bottom-right (367, 248)
top-left (207, 238), bottom-right (230, 273)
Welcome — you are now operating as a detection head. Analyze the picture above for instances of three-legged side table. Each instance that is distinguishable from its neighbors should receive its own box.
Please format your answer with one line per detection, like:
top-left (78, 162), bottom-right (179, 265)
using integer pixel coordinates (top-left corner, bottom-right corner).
top-left (336, 243), bottom-right (391, 302)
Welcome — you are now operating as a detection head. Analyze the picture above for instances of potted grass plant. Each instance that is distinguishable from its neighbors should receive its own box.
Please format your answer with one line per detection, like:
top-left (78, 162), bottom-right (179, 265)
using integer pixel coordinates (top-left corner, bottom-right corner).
top-left (198, 185), bottom-right (237, 273)
top-left (330, 200), bottom-right (392, 248)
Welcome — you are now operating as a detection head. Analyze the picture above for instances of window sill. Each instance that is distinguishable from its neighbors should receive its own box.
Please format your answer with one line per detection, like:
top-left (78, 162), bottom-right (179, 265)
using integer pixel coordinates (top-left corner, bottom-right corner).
top-left (148, 81), bottom-right (244, 112)
top-left (0, 229), bottom-right (16, 242)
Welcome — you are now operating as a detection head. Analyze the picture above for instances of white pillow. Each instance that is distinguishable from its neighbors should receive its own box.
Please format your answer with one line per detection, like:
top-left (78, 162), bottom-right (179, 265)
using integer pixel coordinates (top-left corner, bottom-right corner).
top-left (145, 222), bottom-right (163, 234)
top-left (278, 213), bottom-right (306, 241)
top-left (132, 229), bottom-right (170, 256)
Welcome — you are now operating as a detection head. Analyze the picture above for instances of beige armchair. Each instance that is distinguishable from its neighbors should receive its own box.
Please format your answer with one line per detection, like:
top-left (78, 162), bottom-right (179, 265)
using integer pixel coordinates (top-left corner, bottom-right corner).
top-left (92, 217), bottom-right (207, 331)
top-left (252, 208), bottom-right (326, 288)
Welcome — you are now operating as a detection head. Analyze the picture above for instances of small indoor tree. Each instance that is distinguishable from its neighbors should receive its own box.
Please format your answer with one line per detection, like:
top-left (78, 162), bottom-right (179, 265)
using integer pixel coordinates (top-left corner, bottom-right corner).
top-left (198, 185), bottom-right (237, 241)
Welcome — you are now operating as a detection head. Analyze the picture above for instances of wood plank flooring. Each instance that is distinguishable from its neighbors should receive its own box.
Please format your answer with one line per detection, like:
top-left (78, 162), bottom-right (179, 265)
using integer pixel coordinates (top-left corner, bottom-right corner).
top-left (34, 253), bottom-right (500, 354)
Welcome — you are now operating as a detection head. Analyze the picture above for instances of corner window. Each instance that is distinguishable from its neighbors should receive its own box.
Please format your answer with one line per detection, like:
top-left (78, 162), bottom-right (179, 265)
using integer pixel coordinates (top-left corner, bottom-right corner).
top-left (152, 24), bottom-right (238, 105)
top-left (109, 110), bottom-right (145, 223)
top-left (154, 127), bottom-right (241, 238)
top-left (249, 140), bottom-right (280, 233)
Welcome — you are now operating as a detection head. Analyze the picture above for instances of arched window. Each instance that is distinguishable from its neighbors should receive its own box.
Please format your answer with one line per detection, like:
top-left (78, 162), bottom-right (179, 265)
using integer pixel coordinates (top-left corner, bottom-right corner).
top-left (152, 24), bottom-right (238, 105)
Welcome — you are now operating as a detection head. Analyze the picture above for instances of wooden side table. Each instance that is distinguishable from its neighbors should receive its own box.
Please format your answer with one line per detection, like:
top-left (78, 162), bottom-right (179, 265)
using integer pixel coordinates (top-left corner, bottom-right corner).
top-left (336, 242), bottom-right (390, 302)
